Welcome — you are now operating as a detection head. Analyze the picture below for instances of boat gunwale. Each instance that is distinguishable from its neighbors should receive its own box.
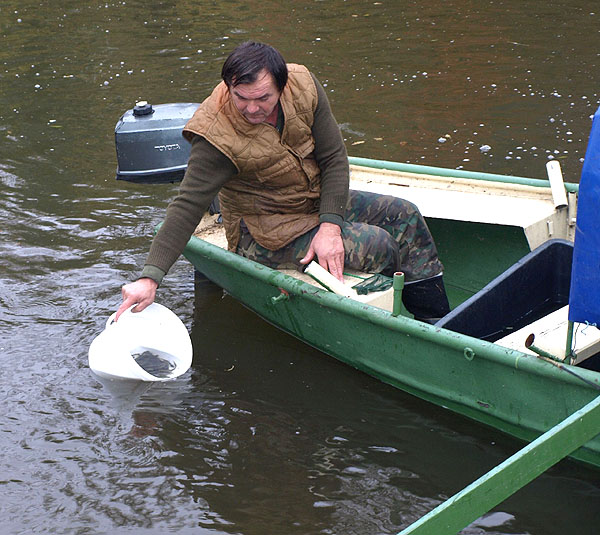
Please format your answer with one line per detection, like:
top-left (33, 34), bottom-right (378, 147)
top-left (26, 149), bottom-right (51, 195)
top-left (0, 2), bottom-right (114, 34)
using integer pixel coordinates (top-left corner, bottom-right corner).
top-left (348, 156), bottom-right (580, 193)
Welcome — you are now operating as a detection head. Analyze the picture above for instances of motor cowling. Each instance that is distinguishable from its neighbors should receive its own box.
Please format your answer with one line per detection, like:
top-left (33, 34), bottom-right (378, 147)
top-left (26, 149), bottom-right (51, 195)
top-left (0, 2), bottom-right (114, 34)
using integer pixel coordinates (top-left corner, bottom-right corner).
top-left (114, 101), bottom-right (199, 183)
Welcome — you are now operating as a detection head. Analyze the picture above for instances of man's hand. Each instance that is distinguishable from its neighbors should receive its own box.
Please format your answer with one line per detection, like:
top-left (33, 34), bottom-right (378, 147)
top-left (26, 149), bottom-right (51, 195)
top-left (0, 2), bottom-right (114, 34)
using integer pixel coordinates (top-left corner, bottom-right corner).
top-left (300, 222), bottom-right (345, 281)
top-left (115, 277), bottom-right (158, 321)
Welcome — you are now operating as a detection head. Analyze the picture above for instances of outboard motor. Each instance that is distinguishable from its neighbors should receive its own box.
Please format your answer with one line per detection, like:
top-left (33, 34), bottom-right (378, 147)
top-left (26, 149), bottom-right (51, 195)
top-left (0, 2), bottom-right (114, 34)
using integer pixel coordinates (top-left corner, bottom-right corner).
top-left (114, 101), bottom-right (199, 183)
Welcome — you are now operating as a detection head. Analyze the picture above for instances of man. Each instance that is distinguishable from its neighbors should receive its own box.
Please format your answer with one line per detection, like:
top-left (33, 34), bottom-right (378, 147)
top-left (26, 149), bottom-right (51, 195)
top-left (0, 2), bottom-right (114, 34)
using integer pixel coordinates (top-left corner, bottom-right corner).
top-left (116, 41), bottom-right (449, 323)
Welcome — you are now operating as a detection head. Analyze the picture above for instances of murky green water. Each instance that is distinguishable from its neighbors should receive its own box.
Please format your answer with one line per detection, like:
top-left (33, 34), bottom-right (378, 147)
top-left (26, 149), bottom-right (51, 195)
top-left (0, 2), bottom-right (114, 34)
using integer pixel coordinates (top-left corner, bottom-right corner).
top-left (2, 1), bottom-right (600, 533)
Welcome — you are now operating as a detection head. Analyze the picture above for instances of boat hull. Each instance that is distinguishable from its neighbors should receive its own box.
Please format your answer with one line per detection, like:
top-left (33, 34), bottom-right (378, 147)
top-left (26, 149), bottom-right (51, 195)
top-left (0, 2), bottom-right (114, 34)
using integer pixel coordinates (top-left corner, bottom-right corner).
top-left (183, 235), bottom-right (600, 469)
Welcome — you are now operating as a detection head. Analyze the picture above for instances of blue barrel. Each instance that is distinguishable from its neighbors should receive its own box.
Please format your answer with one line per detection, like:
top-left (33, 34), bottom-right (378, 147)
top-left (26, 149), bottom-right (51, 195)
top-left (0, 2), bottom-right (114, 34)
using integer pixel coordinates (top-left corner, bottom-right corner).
top-left (568, 106), bottom-right (600, 325)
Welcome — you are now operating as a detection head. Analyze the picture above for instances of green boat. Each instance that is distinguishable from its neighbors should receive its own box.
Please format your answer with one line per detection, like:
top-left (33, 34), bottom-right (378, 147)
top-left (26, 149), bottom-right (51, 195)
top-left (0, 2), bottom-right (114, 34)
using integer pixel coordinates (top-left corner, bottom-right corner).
top-left (115, 102), bottom-right (600, 469)
top-left (182, 154), bottom-right (600, 469)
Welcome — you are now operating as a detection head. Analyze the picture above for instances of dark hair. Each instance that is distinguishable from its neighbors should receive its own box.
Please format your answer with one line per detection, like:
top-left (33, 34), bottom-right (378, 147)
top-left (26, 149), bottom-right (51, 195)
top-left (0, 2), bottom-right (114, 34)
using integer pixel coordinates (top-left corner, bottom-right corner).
top-left (221, 41), bottom-right (288, 92)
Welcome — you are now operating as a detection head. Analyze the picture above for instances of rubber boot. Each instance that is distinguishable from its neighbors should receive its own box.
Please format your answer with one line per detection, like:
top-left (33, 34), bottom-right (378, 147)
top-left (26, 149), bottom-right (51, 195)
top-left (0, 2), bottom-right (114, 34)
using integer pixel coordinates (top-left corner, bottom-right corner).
top-left (402, 274), bottom-right (450, 324)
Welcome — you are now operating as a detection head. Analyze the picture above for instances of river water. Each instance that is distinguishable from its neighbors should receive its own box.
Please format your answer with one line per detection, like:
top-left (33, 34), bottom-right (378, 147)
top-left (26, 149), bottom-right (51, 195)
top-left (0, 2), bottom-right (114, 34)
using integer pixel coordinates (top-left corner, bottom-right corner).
top-left (2, 1), bottom-right (600, 533)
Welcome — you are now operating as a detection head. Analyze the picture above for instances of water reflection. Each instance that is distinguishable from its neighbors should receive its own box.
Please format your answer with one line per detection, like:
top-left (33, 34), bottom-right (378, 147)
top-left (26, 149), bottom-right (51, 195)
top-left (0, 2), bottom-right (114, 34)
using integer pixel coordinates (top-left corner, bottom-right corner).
top-left (158, 279), bottom-right (432, 534)
top-left (146, 278), bottom-right (592, 535)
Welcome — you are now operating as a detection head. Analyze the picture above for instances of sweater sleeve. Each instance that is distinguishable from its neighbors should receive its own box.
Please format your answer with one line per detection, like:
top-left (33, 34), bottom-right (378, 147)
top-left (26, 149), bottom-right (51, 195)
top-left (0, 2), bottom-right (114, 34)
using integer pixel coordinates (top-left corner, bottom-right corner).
top-left (311, 73), bottom-right (349, 227)
top-left (141, 135), bottom-right (236, 285)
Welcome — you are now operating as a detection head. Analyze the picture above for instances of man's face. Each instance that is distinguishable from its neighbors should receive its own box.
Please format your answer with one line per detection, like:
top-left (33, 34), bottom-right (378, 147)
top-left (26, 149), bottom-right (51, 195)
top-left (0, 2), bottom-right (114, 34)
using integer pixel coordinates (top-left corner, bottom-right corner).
top-left (230, 69), bottom-right (281, 125)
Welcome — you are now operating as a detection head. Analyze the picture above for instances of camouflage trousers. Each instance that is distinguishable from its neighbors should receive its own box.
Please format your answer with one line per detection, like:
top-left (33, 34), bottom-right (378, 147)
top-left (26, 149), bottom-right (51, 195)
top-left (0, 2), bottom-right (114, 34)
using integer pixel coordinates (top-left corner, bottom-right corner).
top-left (236, 190), bottom-right (443, 282)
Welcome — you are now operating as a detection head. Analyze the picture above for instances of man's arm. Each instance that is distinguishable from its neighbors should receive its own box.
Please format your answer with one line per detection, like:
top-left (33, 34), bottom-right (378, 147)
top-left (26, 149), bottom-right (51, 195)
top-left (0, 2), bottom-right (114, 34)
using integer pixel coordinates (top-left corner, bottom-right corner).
top-left (300, 74), bottom-right (349, 281)
top-left (116, 136), bottom-right (236, 320)
top-left (143, 136), bottom-right (236, 282)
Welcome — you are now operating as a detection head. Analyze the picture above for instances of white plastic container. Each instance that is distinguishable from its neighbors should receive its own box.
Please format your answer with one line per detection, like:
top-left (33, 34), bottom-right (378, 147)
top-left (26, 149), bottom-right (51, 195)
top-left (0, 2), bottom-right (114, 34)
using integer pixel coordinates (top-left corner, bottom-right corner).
top-left (88, 303), bottom-right (193, 381)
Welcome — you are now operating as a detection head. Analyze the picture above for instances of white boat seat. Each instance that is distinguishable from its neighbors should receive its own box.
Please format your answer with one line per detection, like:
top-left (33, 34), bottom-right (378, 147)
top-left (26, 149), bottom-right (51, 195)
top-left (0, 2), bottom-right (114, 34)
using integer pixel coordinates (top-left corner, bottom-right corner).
top-left (349, 164), bottom-right (576, 250)
top-left (496, 305), bottom-right (600, 364)
top-left (279, 266), bottom-right (395, 312)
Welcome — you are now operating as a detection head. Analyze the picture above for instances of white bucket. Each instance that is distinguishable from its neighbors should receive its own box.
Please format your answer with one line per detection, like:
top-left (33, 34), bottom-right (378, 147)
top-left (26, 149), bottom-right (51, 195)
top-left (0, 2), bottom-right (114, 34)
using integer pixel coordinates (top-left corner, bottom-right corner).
top-left (88, 303), bottom-right (192, 382)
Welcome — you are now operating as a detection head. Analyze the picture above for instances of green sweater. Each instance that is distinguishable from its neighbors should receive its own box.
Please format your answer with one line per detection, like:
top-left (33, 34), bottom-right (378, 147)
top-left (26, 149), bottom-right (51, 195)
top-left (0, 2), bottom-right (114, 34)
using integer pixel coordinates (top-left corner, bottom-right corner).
top-left (141, 75), bottom-right (349, 285)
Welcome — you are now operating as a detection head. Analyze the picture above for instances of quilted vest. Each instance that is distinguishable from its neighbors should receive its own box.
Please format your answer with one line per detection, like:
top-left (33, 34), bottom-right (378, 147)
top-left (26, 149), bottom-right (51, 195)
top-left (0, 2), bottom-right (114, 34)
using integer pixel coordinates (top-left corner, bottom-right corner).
top-left (183, 64), bottom-right (321, 251)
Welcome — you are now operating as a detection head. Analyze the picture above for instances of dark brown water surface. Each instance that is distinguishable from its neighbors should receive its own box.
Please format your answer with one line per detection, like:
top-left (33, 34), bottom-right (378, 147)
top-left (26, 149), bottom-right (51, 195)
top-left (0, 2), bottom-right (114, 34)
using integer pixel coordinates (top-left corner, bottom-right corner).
top-left (2, 1), bottom-right (600, 533)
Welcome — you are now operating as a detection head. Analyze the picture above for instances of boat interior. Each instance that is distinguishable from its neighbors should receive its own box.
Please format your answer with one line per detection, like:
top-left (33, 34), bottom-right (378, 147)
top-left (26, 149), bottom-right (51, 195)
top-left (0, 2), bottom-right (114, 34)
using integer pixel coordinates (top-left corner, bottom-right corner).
top-left (435, 239), bottom-right (600, 369)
